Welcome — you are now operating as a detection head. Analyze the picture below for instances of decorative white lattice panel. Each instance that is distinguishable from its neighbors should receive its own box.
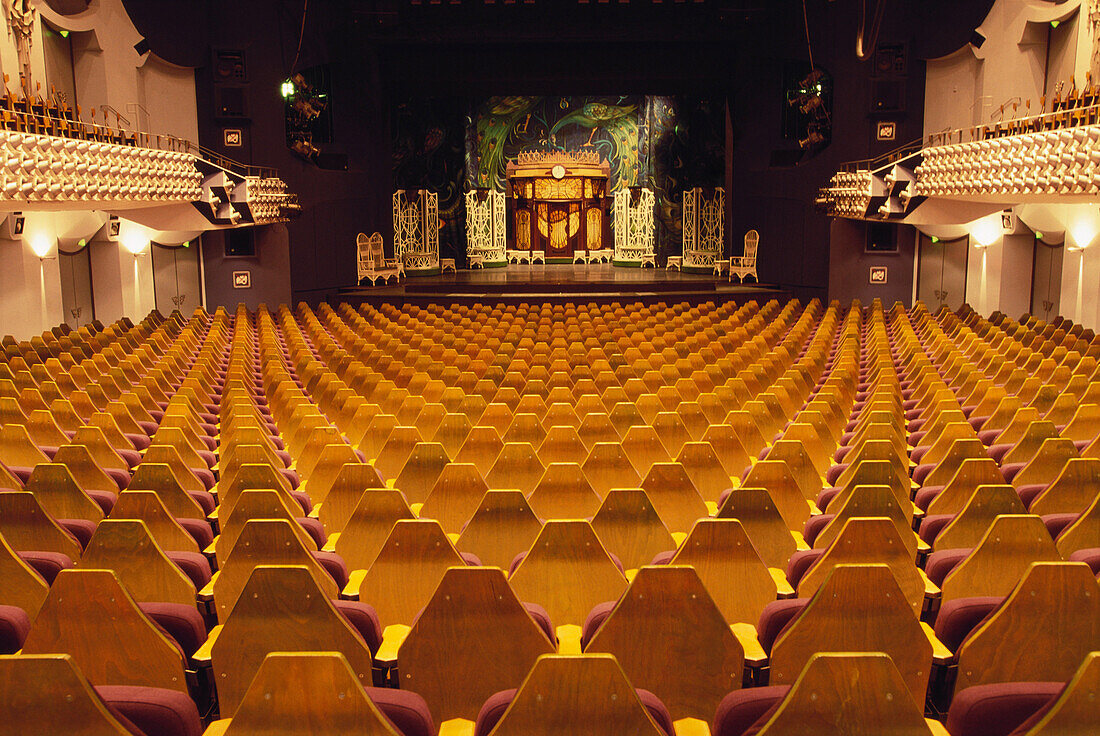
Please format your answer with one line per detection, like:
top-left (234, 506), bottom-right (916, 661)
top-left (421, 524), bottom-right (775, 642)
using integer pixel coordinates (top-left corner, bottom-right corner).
top-left (682, 187), bottom-right (724, 269)
top-left (614, 188), bottom-right (655, 263)
top-left (393, 189), bottom-right (439, 272)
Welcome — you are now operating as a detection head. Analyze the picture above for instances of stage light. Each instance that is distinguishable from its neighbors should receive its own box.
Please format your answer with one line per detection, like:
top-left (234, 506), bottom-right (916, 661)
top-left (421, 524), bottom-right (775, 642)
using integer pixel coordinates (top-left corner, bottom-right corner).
top-left (280, 80), bottom-right (295, 99)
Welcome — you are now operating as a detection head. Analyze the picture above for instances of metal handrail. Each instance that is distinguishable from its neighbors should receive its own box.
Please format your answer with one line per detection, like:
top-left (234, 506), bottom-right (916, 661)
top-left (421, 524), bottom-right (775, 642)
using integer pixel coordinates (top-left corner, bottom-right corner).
top-left (925, 100), bottom-right (1100, 147)
top-left (838, 137), bottom-right (924, 173)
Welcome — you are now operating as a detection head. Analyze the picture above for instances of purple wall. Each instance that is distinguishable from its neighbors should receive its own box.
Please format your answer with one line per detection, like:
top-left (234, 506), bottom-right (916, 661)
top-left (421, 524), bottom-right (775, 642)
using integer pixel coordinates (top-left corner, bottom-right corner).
top-left (201, 226), bottom-right (293, 311)
top-left (827, 219), bottom-right (915, 306)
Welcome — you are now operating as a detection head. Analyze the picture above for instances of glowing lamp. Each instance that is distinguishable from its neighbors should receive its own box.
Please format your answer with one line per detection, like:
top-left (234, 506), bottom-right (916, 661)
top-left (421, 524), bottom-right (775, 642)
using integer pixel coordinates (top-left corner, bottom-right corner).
top-left (29, 234), bottom-right (53, 259)
top-left (121, 231), bottom-right (149, 255)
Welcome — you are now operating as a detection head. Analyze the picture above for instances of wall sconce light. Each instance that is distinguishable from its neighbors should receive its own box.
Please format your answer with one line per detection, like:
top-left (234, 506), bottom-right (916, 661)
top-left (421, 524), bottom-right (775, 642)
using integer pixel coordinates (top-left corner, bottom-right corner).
top-left (1067, 244), bottom-right (1086, 253)
top-left (121, 231), bottom-right (150, 256)
top-left (29, 234), bottom-right (56, 260)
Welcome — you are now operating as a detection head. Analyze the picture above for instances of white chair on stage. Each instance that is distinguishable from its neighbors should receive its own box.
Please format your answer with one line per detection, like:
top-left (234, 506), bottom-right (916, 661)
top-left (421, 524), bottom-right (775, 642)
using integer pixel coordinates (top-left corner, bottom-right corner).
top-left (730, 229), bottom-right (759, 283)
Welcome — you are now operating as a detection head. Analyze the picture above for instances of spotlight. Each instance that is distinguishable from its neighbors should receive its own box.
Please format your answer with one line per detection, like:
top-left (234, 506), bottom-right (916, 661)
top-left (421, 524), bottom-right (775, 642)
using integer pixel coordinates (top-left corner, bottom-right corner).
top-left (280, 80), bottom-right (295, 99)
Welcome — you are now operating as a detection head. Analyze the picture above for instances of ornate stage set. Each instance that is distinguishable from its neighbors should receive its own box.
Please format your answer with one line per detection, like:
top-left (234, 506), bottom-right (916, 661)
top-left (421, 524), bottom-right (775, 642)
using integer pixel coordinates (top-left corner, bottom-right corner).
top-left (362, 152), bottom-right (731, 278)
top-left (356, 95), bottom-right (763, 296)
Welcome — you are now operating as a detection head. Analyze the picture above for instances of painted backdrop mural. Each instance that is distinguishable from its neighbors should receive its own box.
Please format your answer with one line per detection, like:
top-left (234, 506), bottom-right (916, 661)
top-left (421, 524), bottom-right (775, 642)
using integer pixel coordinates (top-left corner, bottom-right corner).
top-left (393, 95), bottom-right (724, 260)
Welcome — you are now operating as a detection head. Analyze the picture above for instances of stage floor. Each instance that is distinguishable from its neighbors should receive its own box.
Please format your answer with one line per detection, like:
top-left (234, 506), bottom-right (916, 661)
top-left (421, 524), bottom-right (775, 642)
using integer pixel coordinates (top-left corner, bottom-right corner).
top-left (338, 263), bottom-right (786, 305)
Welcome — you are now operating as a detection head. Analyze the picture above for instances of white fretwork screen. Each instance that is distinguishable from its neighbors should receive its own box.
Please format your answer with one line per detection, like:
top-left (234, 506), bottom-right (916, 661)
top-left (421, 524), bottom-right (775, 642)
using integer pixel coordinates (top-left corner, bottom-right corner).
top-left (465, 189), bottom-right (507, 262)
top-left (393, 189), bottom-right (440, 271)
top-left (682, 187), bottom-right (725, 268)
top-left (613, 188), bottom-right (655, 263)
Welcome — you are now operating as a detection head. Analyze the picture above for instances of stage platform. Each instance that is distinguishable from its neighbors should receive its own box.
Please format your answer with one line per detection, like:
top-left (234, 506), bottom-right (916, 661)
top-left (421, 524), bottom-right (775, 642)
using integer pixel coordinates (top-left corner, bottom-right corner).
top-left (338, 264), bottom-right (786, 306)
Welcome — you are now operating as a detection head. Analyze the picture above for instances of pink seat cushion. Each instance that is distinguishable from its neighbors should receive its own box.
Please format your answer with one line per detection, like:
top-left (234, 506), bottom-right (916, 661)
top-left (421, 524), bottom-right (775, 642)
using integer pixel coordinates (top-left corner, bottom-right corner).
top-left (712, 686), bottom-right (789, 736)
top-left (474, 687), bottom-right (673, 736)
top-left (756, 598), bottom-right (809, 653)
top-left (17, 551), bottom-right (73, 584)
top-left (333, 600), bottom-right (382, 655)
top-left (925, 548), bottom-right (971, 587)
top-left (94, 686), bottom-right (203, 736)
top-left (0, 604), bottom-right (31, 654)
top-left (1068, 548), bottom-right (1100, 576)
top-left (934, 596), bottom-right (1002, 650)
top-left (177, 518), bottom-right (214, 549)
top-left (136, 602), bottom-right (206, 657)
top-left (86, 489), bottom-right (118, 516)
top-left (164, 551), bottom-right (212, 588)
top-left (580, 601), bottom-right (617, 650)
top-left (312, 550), bottom-right (349, 589)
top-left (365, 686), bottom-right (436, 736)
top-left (946, 682), bottom-right (1063, 736)
top-left (58, 518), bottom-right (98, 549)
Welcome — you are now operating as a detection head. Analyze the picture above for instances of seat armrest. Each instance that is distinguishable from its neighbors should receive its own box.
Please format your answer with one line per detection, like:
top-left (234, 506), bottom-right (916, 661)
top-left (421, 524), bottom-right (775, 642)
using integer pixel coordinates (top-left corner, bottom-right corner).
top-left (343, 569), bottom-right (366, 600)
top-left (192, 624), bottom-right (222, 666)
top-left (769, 567), bottom-right (795, 596)
top-left (922, 622), bottom-right (955, 666)
top-left (731, 623), bottom-right (768, 667)
top-left (375, 624), bottom-right (410, 669)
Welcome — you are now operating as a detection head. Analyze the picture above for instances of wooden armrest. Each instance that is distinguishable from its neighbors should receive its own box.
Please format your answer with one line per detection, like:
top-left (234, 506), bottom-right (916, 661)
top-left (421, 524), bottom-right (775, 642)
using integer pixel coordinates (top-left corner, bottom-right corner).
top-left (343, 569), bottom-right (367, 600)
top-left (192, 624), bottom-right (222, 665)
top-left (322, 532), bottom-right (339, 552)
top-left (673, 718), bottom-right (712, 736)
top-left (731, 623), bottom-right (768, 667)
top-left (670, 532), bottom-right (687, 546)
top-left (922, 622), bottom-right (955, 665)
top-left (769, 567), bottom-right (794, 596)
top-left (438, 719), bottom-right (475, 736)
top-left (926, 719), bottom-right (952, 736)
top-left (203, 539), bottom-right (217, 557)
top-left (385, 478), bottom-right (397, 489)
top-left (410, 502), bottom-right (424, 517)
top-left (375, 624), bottom-right (410, 668)
top-left (805, 499), bottom-right (821, 515)
top-left (202, 719), bottom-right (231, 736)
top-left (446, 532), bottom-right (460, 545)
top-left (916, 536), bottom-right (931, 554)
top-left (198, 572), bottom-right (217, 602)
top-left (921, 569), bottom-right (941, 598)
top-left (791, 530), bottom-right (810, 551)
top-left (557, 624), bottom-right (582, 655)
top-left (308, 504), bottom-right (321, 519)
top-left (704, 501), bottom-right (718, 516)
top-left (727, 475), bottom-right (741, 489)
top-left (625, 569), bottom-right (639, 583)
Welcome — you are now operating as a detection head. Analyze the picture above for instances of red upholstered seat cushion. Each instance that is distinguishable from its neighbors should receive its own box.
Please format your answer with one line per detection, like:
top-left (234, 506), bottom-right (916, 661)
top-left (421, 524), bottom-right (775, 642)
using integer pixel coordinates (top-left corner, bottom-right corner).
top-left (946, 682), bottom-right (1064, 736)
top-left (312, 550), bottom-right (349, 589)
top-left (333, 600), bottom-right (383, 655)
top-left (473, 687), bottom-right (674, 736)
top-left (784, 549), bottom-right (823, 588)
top-left (1068, 547), bottom-right (1100, 576)
top-left (136, 602), bottom-right (207, 658)
top-left (366, 685), bottom-right (436, 736)
top-left (520, 602), bottom-right (556, 646)
top-left (580, 601), bottom-right (617, 651)
top-left (95, 685), bottom-right (203, 736)
top-left (711, 685), bottom-right (790, 736)
top-left (17, 550), bottom-right (74, 584)
top-left (177, 518), bottom-right (214, 549)
top-left (755, 598), bottom-right (808, 654)
top-left (933, 596), bottom-right (1002, 650)
top-left (164, 551), bottom-right (213, 588)
top-left (925, 548), bottom-right (972, 587)
top-left (58, 518), bottom-right (98, 549)
top-left (0, 604), bottom-right (31, 654)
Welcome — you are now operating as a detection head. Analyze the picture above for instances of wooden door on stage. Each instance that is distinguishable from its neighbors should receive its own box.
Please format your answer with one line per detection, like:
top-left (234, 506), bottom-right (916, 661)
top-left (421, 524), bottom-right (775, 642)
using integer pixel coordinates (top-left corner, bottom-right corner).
top-left (539, 202), bottom-right (582, 259)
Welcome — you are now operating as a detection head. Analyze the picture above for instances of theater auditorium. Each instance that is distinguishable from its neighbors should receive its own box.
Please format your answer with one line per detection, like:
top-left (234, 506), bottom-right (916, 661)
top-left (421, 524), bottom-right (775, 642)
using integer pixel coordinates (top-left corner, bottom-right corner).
top-left (0, 0), bottom-right (1098, 734)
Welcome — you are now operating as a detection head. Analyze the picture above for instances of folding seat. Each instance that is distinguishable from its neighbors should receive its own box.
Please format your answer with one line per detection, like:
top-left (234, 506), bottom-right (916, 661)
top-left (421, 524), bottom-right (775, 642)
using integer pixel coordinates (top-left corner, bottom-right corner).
top-left (484, 441), bottom-right (544, 494)
top-left (400, 567), bottom-right (556, 725)
top-left (456, 490), bottom-right (542, 569)
top-left (509, 519), bottom-right (627, 628)
top-left (77, 519), bottom-right (199, 605)
top-left (576, 411), bottom-right (619, 449)
top-left (919, 456), bottom-right (1006, 516)
top-left (210, 518), bottom-right (340, 622)
top-left (206, 566), bottom-right (378, 716)
top-left (537, 425), bottom-right (589, 465)
top-left (215, 462), bottom-right (306, 521)
top-left (357, 413), bottom-right (399, 462)
top-left (636, 462), bottom-right (709, 534)
top-left (793, 517), bottom-right (930, 617)
top-left (620, 425), bottom-right (672, 476)
top-left (22, 569), bottom-right (192, 694)
top-left (392, 441), bottom-right (450, 505)
top-left (0, 531), bottom-right (49, 630)
top-left (332, 487), bottom-right (416, 573)
top-left (723, 409), bottom-right (769, 457)
top-left (0, 490), bottom-right (83, 563)
top-left (699, 424), bottom-right (752, 479)
top-left (472, 654), bottom-right (670, 736)
top-left (0, 422), bottom-right (50, 476)
top-left (713, 652), bottom-right (942, 736)
top-left (921, 485), bottom-right (1026, 551)
top-left (417, 463), bottom-right (489, 533)
top-left (1060, 402), bottom-right (1100, 444)
top-left (0, 653), bottom-right (203, 736)
top-left (214, 488), bottom-right (323, 564)
top-left (591, 489), bottom-right (676, 571)
top-left (25, 462), bottom-right (113, 521)
top-left (738, 461), bottom-right (813, 530)
top-left (581, 442), bottom-right (639, 498)
top-left (128, 459), bottom-right (210, 516)
top-left (934, 514), bottom-right (1061, 605)
top-left (947, 562), bottom-right (1100, 713)
top-left (762, 564), bottom-right (936, 708)
top-left (476, 402), bottom-right (513, 438)
top-left (582, 566), bottom-right (744, 724)
top-left (807, 484), bottom-right (921, 557)
top-left (655, 519), bottom-right (782, 627)
top-left (348, 519), bottom-right (467, 643)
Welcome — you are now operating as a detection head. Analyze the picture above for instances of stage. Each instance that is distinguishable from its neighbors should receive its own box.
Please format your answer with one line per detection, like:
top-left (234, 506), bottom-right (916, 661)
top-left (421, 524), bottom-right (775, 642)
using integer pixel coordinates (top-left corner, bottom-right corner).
top-left (338, 263), bottom-right (787, 306)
